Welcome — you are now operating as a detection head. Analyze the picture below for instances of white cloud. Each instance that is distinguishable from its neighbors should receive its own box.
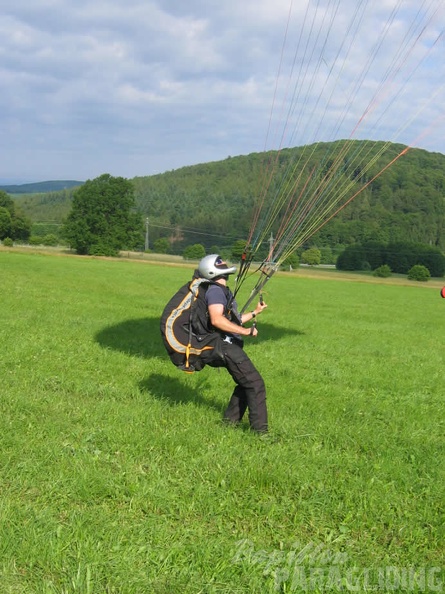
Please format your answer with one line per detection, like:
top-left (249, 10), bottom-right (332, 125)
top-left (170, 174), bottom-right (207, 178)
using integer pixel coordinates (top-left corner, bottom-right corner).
top-left (1, 0), bottom-right (445, 182)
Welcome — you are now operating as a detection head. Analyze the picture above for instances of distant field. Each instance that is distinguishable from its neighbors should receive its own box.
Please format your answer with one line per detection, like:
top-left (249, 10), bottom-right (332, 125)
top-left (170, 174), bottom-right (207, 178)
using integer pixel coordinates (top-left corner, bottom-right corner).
top-left (5, 244), bottom-right (445, 289)
top-left (1, 249), bottom-right (443, 593)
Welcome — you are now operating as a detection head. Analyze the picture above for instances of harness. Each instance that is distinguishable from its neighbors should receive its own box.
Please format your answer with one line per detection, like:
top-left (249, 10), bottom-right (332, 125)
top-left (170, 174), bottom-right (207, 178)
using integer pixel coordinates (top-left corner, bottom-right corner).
top-left (160, 274), bottom-right (234, 373)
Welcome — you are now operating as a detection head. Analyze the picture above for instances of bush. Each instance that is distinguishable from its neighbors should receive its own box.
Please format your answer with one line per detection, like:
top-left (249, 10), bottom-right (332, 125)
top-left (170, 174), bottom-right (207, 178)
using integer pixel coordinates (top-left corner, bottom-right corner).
top-left (231, 239), bottom-right (247, 260)
top-left (89, 242), bottom-right (119, 257)
top-left (373, 264), bottom-right (392, 278)
top-left (41, 234), bottom-right (59, 246)
top-left (153, 238), bottom-right (171, 254)
top-left (2, 237), bottom-right (13, 247)
top-left (301, 247), bottom-right (321, 266)
top-left (183, 243), bottom-right (206, 260)
top-left (407, 264), bottom-right (430, 282)
top-left (281, 253), bottom-right (299, 270)
top-left (320, 246), bottom-right (335, 265)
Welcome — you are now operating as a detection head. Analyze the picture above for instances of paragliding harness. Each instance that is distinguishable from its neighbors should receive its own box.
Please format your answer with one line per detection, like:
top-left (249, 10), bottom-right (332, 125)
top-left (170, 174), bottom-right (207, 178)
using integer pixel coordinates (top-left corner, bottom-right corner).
top-left (160, 271), bottom-right (235, 374)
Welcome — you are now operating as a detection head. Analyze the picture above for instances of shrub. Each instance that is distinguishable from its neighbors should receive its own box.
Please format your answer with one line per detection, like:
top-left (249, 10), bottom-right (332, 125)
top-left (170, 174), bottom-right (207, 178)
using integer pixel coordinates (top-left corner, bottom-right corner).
top-left (183, 243), bottom-right (206, 260)
top-left (281, 253), bottom-right (299, 270)
top-left (2, 237), bottom-right (13, 247)
top-left (89, 242), bottom-right (119, 257)
top-left (41, 234), bottom-right (59, 246)
top-left (407, 264), bottom-right (430, 282)
top-left (301, 247), bottom-right (321, 266)
top-left (231, 239), bottom-right (247, 260)
top-left (153, 238), bottom-right (170, 254)
top-left (373, 264), bottom-right (392, 278)
top-left (320, 246), bottom-right (335, 265)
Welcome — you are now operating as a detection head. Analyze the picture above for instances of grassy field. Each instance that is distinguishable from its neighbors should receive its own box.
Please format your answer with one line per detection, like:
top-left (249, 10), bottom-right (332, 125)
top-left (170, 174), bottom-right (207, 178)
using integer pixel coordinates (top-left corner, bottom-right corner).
top-left (1, 249), bottom-right (443, 593)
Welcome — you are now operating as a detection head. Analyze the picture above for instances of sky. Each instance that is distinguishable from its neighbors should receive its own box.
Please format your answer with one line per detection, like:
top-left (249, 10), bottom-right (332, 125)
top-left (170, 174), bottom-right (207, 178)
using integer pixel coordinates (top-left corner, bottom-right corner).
top-left (1, 0), bottom-right (445, 184)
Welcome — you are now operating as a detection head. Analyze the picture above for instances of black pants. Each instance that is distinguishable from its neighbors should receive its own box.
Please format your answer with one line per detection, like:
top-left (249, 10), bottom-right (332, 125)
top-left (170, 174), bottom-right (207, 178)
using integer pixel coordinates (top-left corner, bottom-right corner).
top-left (209, 342), bottom-right (268, 432)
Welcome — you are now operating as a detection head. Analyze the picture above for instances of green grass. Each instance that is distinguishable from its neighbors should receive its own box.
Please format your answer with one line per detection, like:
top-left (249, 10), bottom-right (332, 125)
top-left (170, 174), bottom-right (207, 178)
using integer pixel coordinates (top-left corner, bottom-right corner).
top-left (0, 250), bottom-right (443, 593)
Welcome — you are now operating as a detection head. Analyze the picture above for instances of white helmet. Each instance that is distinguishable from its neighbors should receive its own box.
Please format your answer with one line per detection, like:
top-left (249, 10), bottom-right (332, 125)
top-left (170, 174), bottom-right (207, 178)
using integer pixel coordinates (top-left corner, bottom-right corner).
top-left (198, 254), bottom-right (237, 280)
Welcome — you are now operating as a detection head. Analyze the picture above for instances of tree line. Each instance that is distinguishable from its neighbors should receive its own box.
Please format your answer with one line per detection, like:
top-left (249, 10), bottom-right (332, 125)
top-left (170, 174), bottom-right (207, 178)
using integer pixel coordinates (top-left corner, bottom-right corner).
top-left (337, 240), bottom-right (445, 277)
top-left (5, 141), bottom-right (445, 277)
top-left (131, 141), bottom-right (445, 254)
top-left (12, 140), bottom-right (445, 254)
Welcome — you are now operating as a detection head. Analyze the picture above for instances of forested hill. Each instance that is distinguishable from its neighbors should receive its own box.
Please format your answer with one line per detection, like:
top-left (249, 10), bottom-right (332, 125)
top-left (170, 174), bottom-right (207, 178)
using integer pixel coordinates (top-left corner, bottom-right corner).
top-left (12, 140), bottom-right (445, 252)
top-left (1, 180), bottom-right (83, 194)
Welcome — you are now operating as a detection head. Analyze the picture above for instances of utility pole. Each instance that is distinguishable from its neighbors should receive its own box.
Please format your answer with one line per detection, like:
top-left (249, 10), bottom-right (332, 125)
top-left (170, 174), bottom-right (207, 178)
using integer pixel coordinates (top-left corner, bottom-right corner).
top-left (145, 218), bottom-right (149, 251)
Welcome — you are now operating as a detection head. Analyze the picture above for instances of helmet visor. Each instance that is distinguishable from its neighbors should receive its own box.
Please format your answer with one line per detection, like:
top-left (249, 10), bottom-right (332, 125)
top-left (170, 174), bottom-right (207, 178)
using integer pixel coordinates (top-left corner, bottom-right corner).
top-left (214, 256), bottom-right (237, 276)
top-left (215, 256), bottom-right (228, 269)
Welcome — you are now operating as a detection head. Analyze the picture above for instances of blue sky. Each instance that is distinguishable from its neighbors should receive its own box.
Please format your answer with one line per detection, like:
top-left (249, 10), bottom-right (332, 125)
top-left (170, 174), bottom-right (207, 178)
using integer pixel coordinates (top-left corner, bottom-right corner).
top-left (1, 0), bottom-right (444, 183)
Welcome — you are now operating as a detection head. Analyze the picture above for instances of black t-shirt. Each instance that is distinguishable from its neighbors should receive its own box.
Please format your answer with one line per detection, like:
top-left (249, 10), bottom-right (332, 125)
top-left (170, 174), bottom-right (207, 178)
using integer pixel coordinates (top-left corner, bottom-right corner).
top-left (206, 283), bottom-right (242, 340)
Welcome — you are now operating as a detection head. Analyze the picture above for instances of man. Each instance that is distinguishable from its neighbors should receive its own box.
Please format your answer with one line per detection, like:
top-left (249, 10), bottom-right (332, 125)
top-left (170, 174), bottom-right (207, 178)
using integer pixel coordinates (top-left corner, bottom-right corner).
top-left (198, 254), bottom-right (268, 433)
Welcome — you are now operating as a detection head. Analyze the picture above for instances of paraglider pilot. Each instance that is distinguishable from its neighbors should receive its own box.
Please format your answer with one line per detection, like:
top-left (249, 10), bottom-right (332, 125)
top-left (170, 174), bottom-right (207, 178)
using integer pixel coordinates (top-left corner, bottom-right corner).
top-left (198, 254), bottom-right (269, 433)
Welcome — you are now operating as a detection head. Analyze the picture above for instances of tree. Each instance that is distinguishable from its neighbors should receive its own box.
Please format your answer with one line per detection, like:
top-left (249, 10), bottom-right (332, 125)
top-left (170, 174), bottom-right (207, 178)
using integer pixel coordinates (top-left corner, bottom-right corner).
top-left (11, 213), bottom-right (32, 241)
top-left (386, 241), bottom-right (445, 276)
top-left (362, 240), bottom-right (386, 270)
top-left (153, 238), bottom-right (171, 254)
top-left (281, 252), bottom-right (299, 270)
top-left (231, 239), bottom-right (247, 260)
top-left (0, 191), bottom-right (31, 241)
top-left (416, 245), bottom-right (445, 277)
top-left (320, 246), bottom-right (334, 264)
top-left (183, 243), bottom-right (206, 260)
top-left (386, 241), bottom-right (418, 274)
top-left (0, 191), bottom-right (14, 212)
top-left (301, 247), bottom-right (321, 266)
top-left (0, 207), bottom-right (12, 239)
top-left (336, 244), bottom-right (366, 270)
top-left (62, 174), bottom-right (142, 256)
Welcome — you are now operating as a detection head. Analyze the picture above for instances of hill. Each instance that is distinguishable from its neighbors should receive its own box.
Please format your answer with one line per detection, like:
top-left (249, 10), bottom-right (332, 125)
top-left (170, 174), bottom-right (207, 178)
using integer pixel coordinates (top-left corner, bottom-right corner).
top-left (133, 140), bottom-right (445, 253)
top-left (1, 180), bottom-right (83, 194)
top-left (11, 141), bottom-right (445, 253)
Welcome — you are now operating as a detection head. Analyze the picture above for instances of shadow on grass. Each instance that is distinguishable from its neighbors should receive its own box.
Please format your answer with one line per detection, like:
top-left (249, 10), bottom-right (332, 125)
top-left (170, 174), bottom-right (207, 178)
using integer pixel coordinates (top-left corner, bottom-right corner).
top-left (139, 373), bottom-right (224, 412)
top-left (94, 316), bottom-right (304, 360)
top-left (95, 317), bottom-right (165, 359)
top-left (95, 317), bottom-right (303, 416)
